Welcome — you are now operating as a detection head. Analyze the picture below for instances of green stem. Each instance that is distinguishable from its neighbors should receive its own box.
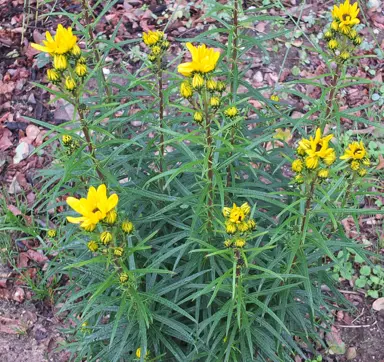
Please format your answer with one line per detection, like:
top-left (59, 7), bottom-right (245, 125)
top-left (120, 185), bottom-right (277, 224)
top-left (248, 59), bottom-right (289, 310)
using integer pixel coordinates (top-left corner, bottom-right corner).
top-left (300, 177), bottom-right (317, 237)
top-left (226, 0), bottom-right (239, 188)
top-left (158, 61), bottom-right (165, 175)
top-left (324, 63), bottom-right (341, 122)
top-left (81, 0), bottom-right (111, 101)
top-left (203, 88), bottom-right (214, 229)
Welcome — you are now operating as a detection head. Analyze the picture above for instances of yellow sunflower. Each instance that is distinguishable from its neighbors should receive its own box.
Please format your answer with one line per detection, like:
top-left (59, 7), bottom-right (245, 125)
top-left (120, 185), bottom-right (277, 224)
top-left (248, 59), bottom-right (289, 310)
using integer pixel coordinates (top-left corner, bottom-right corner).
top-left (223, 203), bottom-right (250, 224)
top-left (178, 43), bottom-right (220, 77)
top-left (66, 184), bottom-right (118, 231)
top-left (340, 141), bottom-right (366, 161)
top-left (332, 0), bottom-right (360, 34)
top-left (31, 24), bottom-right (77, 55)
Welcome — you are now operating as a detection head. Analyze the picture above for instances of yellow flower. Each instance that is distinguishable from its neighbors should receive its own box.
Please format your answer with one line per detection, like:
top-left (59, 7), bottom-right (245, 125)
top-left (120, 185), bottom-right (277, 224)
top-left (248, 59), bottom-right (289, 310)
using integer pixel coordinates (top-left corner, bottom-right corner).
top-left (151, 45), bottom-right (161, 56)
top-left (324, 31), bottom-right (333, 40)
top-left (71, 44), bottom-right (81, 57)
top-left (47, 229), bottom-right (57, 238)
top-left (225, 221), bottom-right (237, 234)
top-left (318, 169), bottom-right (329, 178)
top-left (224, 239), bottom-right (232, 248)
top-left (78, 56), bottom-right (86, 64)
top-left (340, 51), bottom-right (350, 61)
top-left (224, 106), bottom-right (238, 118)
top-left (62, 134), bottom-right (72, 146)
top-left (161, 40), bottom-right (170, 50)
top-left (237, 222), bottom-right (249, 233)
top-left (247, 219), bottom-right (256, 231)
top-left (53, 54), bottom-right (68, 71)
top-left (119, 273), bottom-right (129, 283)
top-left (294, 174), bottom-right (304, 184)
top-left (323, 149), bottom-right (336, 166)
top-left (225, 203), bottom-right (246, 224)
top-left (362, 158), bottom-right (370, 167)
top-left (121, 220), bottom-right (134, 234)
top-left (331, 21), bottom-right (339, 31)
top-left (216, 81), bottom-right (226, 92)
top-left (292, 159), bottom-right (303, 173)
top-left (104, 209), bottom-right (117, 225)
top-left (136, 348), bottom-right (149, 358)
top-left (87, 240), bottom-right (99, 252)
top-left (350, 160), bottom-right (360, 171)
top-left (210, 96), bottom-right (220, 109)
top-left (192, 73), bottom-right (204, 89)
top-left (234, 238), bottom-right (246, 248)
top-left (305, 155), bottom-right (319, 169)
top-left (332, 0), bottom-right (360, 34)
top-left (353, 36), bottom-right (362, 46)
top-left (66, 184), bottom-right (119, 231)
top-left (178, 42), bottom-right (220, 77)
top-left (340, 141), bottom-right (366, 161)
top-left (297, 145), bottom-right (306, 156)
top-left (328, 39), bottom-right (338, 50)
top-left (193, 111), bottom-right (203, 124)
top-left (31, 24), bottom-right (77, 55)
top-left (64, 76), bottom-right (76, 91)
top-left (270, 94), bottom-right (279, 102)
top-left (348, 28), bottom-right (358, 39)
top-left (100, 231), bottom-right (112, 245)
top-left (47, 69), bottom-right (60, 82)
top-left (75, 63), bottom-right (87, 77)
top-left (358, 168), bottom-right (367, 177)
top-left (206, 79), bottom-right (217, 92)
top-left (143, 30), bottom-right (163, 46)
top-left (180, 81), bottom-right (193, 98)
top-left (114, 247), bottom-right (124, 257)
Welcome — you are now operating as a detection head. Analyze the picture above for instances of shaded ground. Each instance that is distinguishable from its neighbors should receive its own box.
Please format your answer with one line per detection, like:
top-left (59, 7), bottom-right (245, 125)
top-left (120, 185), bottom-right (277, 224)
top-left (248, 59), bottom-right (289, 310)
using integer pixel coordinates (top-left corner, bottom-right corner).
top-left (0, 0), bottom-right (384, 361)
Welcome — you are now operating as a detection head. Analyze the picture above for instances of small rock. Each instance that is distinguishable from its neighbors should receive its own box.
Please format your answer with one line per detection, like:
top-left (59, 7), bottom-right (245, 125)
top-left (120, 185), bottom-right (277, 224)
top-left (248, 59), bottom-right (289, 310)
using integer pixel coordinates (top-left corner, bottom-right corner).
top-left (372, 297), bottom-right (384, 311)
top-left (253, 71), bottom-right (263, 83)
top-left (27, 93), bottom-right (36, 104)
top-left (8, 176), bottom-right (22, 194)
top-left (346, 346), bottom-right (357, 360)
top-left (131, 121), bottom-right (142, 127)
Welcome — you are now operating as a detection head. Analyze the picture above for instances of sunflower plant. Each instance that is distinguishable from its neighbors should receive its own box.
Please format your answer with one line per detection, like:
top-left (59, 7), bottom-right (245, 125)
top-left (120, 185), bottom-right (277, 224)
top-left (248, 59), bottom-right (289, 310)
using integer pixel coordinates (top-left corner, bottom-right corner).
top-left (1, 1), bottom-right (383, 362)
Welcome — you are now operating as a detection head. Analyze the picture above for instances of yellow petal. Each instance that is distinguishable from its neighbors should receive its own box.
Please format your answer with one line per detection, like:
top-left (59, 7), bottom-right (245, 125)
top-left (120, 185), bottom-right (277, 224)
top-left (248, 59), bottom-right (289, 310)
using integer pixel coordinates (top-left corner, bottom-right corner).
top-left (107, 194), bottom-right (119, 211)
top-left (67, 216), bottom-right (85, 224)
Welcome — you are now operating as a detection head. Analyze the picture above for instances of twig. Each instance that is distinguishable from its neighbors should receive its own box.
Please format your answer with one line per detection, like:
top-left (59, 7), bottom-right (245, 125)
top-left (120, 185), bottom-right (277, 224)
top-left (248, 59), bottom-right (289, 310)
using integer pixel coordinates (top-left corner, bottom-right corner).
top-left (334, 321), bottom-right (377, 328)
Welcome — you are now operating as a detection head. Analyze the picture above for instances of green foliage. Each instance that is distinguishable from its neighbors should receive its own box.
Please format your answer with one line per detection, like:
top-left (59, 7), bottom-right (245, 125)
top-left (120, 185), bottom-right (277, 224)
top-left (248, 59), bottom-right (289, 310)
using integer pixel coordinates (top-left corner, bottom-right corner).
top-left (1, 1), bottom-right (383, 362)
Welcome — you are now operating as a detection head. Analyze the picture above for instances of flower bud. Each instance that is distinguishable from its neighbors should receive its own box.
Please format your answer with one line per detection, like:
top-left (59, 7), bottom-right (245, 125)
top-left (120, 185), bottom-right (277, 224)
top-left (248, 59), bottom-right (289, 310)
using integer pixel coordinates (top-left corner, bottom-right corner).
top-left (224, 240), bottom-right (232, 248)
top-left (180, 81), bottom-right (193, 99)
top-left (328, 39), bottom-right (338, 50)
top-left (87, 240), bottom-right (99, 252)
top-left (234, 238), bottom-right (246, 248)
top-left (119, 273), bottom-right (129, 283)
top-left (71, 44), bottom-right (81, 58)
top-left (350, 160), bottom-right (360, 171)
top-left (193, 111), bottom-right (203, 124)
top-left (152, 45), bottom-right (162, 56)
top-left (192, 73), bottom-right (204, 90)
top-left (224, 106), bottom-right (238, 118)
top-left (216, 81), bottom-right (226, 93)
top-left (358, 168), bottom-right (367, 177)
top-left (47, 69), bottom-right (60, 83)
top-left (331, 21), bottom-right (339, 32)
top-left (210, 96), bottom-right (220, 109)
top-left (114, 247), bottom-right (124, 257)
top-left (206, 79), bottom-right (217, 93)
top-left (324, 31), bottom-right (333, 40)
top-left (47, 229), bottom-right (57, 238)
top-left (353, 36), bottom-right (362, 46)
top-left (53, 54), bottom-right (68, 71)
top-left (270, 94), bottom-right (279, 102)
top-left (318, 169), bottom-right (329, 179)
top-left (75, 63), bottom-right (87, 77)
top-left (104, 209), bottom-right (117, 225)
top-left (292, 159), bottom-right (303, 173)
top-left (100, 231), bottom-right (113, 245)
top-left (121, 220), bottom-right (134, 234)
top-left (339, 51), bottom-right (350, 61)
top-left (64, 76), bottom-right (76, 91)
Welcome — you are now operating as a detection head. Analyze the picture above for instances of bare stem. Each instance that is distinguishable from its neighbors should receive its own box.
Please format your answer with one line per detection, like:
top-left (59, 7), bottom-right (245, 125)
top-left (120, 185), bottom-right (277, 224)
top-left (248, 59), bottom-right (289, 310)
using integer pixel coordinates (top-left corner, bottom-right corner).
top-left (158, 66), bottom-right (165, 174)
top-left (324, 64), bottom-right (341, 121)
top-left (203, 89), bottom-right (214, 229)
top-left (81, 0), bottom-right (111, 101)
top-left (226, 0), bottom-right (239, 188)
top-left (300, 177), bottom-right (317, 235)
top-left (78, 107), bottom-right (105, 182)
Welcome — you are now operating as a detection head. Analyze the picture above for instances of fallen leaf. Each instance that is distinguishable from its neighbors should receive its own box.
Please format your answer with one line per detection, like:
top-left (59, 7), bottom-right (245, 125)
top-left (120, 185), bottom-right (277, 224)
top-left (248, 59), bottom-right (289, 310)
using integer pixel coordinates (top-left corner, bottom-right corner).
top-left (372, 297), bottom-right (384, 311)
top-left (0, 127), bottom-right (13, 151)
top-left (326, 326), bottom-right (346, 355)
top-left (0, 316), bottom-right (26, 334)
top-left (13, 141), bottom-right (35, 164)
top-left (27, 249), bottom-right (48, 264)
top-left (7, 204), bottom-right (22, 216)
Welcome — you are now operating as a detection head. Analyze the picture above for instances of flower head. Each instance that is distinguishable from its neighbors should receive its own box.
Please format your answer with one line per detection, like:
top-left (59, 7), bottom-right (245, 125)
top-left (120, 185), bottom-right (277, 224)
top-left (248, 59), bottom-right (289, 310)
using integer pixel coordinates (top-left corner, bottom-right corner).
top-left (87, 240), bottom-right (99, 252)
top-left (66, 184), bottom-right (119, 231)
top-left (224, 106), bottom-right (238, 118)
top-left (340, 141), bottom-right (366, 161)
top-left (210, 96), bottom-right (220, 109)
top-left (75, 63), bottom-right (87, 77)
top-left (47, 69), bottom-right (60, 83)
top-left (193, 111), bottom-right (203, 124)
top-left (104, 209), bottom-right (117, 225)
top-left (114, 247), bottom-right (124, 257)
top-left (119, 273), bottom-right (129, 284)
top-left (62, 134), bottom-right (72, 146)
top-left (223, 203), bottom-right (250, 224)
top-left (47, 229), bottom-right (57, 238)
top-left (332, 0), bottom-right (360, 34)
top-left (192, 73), bottom-right (204, 89)
top-left (64, 76), bottom-right (76, 91)
top-left (318, 169), bottom-right (329, 179)
top-left (53, 54), bottom-right (68, 71)
top-left (234, 238), bottom-right (246, 248)
top-left (292, 159), bottom-right (303, 173)
top-left (225, 221), bottom-right (237, 234)
top-left (178, 43), bottom-right (220, 77)
top-left (270, 94), bottom-right (279, 102)
top-left (206, 79), bottom-right (217, 92)
top-left (328, 39), bottom-right (338, 50)
top-left (121, 220), bottom-right (134, 234)
top-left (143, 30), bottom-right (163, 46)
top-left (100, 231), bottom-right (112, 245)
top-left (71, 44), bottom-right (81, 57)
top-left (180, 81), bottom-right (193, 98)
top-left (31, 24), bottom-right (77, 55)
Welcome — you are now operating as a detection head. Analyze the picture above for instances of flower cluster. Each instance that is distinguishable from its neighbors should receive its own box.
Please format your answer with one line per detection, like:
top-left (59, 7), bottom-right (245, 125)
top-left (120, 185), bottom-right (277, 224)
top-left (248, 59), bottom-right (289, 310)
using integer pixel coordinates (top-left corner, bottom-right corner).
top-left (178, 43), bottom-right (229, 125)
top-left (66, 185), bottom-right (135, 267)
top-left (142, 30), bottom-right (169, 63)
top-left (222, 202), bottom-right (256, 249)
top-left (61, 134), bottom-right (79, 155)
top-left (340, 141), bottom-right (370, 177)
top-left (292, 128), bottom-right (336, 183)
top-left (324, 0), bottom-right (361, 62)
top-left (32, 24), bottom-right (88, 92)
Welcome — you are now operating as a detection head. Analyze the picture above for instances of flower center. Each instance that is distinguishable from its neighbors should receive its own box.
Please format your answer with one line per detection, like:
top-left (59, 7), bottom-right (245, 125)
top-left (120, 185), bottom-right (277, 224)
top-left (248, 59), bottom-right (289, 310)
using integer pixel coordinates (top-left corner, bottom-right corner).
top-left (342, 14), bottom-right (351, 21)
top-left (92, 208), bottom-right (100, 213)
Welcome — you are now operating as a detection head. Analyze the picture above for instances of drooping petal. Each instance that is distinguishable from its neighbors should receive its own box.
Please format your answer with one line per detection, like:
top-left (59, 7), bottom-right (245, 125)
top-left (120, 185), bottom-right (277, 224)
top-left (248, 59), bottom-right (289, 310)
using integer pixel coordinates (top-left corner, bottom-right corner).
top-left (66, 216), bottom-right (85, 224)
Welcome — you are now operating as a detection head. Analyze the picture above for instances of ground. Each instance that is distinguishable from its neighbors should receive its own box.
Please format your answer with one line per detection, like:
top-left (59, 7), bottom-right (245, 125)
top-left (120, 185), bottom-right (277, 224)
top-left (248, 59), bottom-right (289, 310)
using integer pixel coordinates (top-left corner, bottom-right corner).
top-left (0, 0), bottom-right (384, 361)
